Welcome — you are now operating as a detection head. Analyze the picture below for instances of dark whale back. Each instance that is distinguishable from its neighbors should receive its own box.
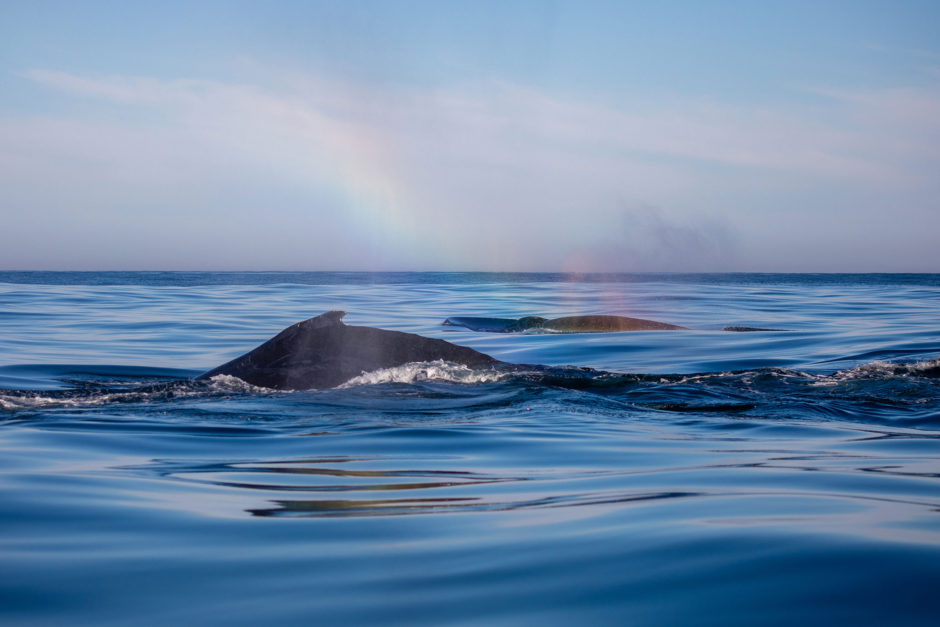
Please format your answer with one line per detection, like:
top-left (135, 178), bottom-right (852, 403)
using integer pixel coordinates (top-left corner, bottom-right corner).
top-left (198, 311), bottom-right (502, 390)
top-left (542, 315), bottom-right (687, 332)
top-left (443, 314), bottom-right (687, 333)
top-left (443, 316), bottom-right (546, 332)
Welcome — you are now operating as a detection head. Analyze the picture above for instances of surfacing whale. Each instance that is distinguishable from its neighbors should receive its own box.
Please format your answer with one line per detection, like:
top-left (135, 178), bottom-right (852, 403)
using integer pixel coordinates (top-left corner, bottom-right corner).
top-left (198, 311), bottom-right (503, 390)
top-left (198, 311), bottom-right (785, 391)
top-left (443, 315), bottom-right (688, 333)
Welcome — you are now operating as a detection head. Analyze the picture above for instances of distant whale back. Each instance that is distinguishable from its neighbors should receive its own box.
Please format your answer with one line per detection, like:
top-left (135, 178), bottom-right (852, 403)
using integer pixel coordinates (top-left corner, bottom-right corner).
top-left (442, 316), bottom-right (546, 333)
top-left (199, 311), bottom-right (501, 390)
top-left (443, 314), bottom-right (688, 333)
top-left (543, 315), bottom-right (687, 332)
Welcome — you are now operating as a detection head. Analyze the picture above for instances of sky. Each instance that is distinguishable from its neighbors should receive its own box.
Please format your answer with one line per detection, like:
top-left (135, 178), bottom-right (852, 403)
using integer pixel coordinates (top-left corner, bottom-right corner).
top-left (1, 0), bottom-right (938, 272)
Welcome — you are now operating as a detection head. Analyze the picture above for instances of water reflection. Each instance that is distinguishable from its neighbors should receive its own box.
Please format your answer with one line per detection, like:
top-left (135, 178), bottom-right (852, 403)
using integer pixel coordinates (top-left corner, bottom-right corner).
top-left (120, 445), bottom-right (940, 533)
top-left (251, 490), bottom-right (701, 518)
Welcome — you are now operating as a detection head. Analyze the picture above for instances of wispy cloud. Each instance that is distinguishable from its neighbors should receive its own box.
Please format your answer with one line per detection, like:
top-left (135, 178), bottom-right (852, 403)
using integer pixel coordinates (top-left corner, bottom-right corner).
top-left (22, 67), bottom-right (940, 184)
top-left (3, 67), bottom-right (939, 270)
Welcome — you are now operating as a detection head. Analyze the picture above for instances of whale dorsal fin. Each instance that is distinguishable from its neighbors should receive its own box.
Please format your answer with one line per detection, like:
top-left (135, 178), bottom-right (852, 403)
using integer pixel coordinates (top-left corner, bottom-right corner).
top-left (199, 311), bottom-right (501, 389)
top-left (320, 310), bottom-right (346, 324)
top-left (300, 310), bottom-right (346, 329)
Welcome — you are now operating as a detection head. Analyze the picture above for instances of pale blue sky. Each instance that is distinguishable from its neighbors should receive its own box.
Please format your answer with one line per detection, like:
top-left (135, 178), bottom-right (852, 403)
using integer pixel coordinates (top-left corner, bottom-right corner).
top-left (2, 1), bottom-right (938, 271)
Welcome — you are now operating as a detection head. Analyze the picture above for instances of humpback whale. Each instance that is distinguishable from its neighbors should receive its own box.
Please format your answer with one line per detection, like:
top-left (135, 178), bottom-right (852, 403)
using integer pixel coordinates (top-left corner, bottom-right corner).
top-left (199, 311), bottom-right (785, 390)
top-left (198, 311), bottom-right (503, 390)
top-left (443, 315), bottom-right (688, 333)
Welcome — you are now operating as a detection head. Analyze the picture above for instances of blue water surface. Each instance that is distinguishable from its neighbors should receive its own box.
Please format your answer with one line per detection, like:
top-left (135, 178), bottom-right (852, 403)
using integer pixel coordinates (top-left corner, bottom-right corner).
top-left (1, 272), bottom-right (938, 626)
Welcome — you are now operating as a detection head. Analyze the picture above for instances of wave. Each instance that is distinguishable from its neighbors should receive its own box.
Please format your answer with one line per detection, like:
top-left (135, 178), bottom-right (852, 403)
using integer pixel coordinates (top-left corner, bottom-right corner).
top-left (813, 358), bottom-right (940, 383)
top-left (0, 374), bottom-right (272, 411)
top-left (2, 358), bottom-right (938, 429)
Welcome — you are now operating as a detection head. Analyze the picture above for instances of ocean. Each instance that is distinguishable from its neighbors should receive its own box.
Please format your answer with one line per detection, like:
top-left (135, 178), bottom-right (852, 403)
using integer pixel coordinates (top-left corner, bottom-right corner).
top-left (1, 272), bottom-right (938, 626)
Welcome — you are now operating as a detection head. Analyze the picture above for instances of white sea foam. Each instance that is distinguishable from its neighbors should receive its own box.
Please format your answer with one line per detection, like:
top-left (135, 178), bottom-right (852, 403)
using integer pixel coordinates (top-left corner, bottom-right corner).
top-left (204, 374), bottom-right (276, 393)
top-left (811, 357), bottom-right (940, 386)
top-left (661, 358), bottom-right (940, 390)
top-left (0, 394), bottom-right (64, 410)
top-left (0, 375), bottom-right (276, 410)
top-left (0, 390), bottom-right (142, 410)
top-left (339, 360), bottom-right (508, 388)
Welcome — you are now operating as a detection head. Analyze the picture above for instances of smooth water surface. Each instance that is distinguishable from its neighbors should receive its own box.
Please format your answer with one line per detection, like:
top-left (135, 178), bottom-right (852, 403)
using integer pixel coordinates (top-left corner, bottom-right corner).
top-left (1, 273), bottom-right (939, 626)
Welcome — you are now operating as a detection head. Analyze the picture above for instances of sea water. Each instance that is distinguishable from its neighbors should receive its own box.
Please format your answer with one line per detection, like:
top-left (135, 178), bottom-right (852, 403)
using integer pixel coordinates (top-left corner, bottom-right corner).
top-left (1, 272), bottom-right (938, 626)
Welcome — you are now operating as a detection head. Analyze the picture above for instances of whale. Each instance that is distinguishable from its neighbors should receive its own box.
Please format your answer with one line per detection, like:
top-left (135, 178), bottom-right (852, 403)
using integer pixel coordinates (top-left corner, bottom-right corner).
top-left (441, 316), bottom-right (548, 333)
top-left (443, 315), bottom-right (688, 333)
top-left (197, 311), bottom-right (504, 390)
top-left (442, 316), bottom-right (785, 333)
top-left (197, 311), bottom-right (785, 391)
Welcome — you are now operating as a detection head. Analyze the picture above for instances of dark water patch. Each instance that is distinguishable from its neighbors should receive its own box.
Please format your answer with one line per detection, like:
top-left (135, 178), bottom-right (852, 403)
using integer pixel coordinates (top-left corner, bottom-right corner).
top-left (722, 326), bottom-right (788, 332)
top-left (644, 402), bottom-right (758, 413)
top-left (250, 489), bottom-right (704, 518)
